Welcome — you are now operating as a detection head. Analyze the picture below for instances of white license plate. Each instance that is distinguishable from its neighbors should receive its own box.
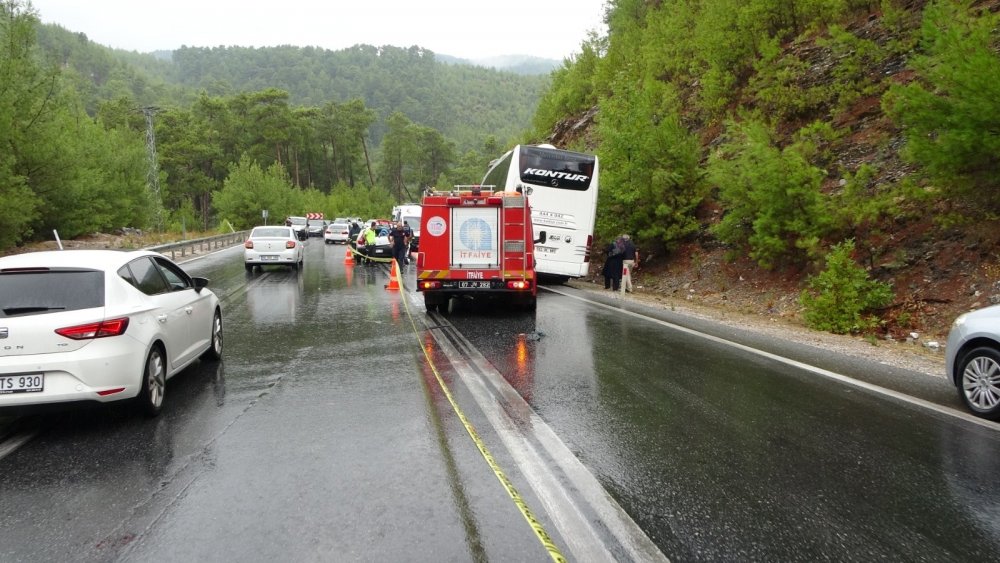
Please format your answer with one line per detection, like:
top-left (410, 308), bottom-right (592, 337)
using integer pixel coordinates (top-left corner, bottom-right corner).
top-left (262, 255), bottom-right (279, 261)
top-left (459, 281), bottom-right (492, 289)
top-left (0, 374), bottom-right (44, 394)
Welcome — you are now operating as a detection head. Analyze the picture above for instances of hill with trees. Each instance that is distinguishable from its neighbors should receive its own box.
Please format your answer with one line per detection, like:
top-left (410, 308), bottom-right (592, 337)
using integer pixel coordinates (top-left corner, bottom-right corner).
top-left (8, 0), bottom-right (999, 340)
top-left (35, 26), bottom-right (549, 151)
top-left (535, 0), bottom-right (1000, 339)
top-left (1, 0), bottom-right (547, 248)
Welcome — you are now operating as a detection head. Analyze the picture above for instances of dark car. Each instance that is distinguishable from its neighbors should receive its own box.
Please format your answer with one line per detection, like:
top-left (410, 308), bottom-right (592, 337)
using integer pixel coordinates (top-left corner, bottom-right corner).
top-left (355, 227), bottom-right (393, 263)
top-left (306, 219), bottom-right (327, 237)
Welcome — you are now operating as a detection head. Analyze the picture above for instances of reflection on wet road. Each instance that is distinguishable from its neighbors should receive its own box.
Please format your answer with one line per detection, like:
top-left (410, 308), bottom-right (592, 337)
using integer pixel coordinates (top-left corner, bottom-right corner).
top-left (449, 284), bottom-right (1000, 561)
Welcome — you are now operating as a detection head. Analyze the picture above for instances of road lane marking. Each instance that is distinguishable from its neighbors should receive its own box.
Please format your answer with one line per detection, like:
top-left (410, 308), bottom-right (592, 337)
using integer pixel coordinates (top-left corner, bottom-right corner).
top-left (432, 323), bottom-right (670, 562)
top-left (398, 291), bottom-right (569, 562)
top-left (545, 286), bottom-right (1000, 432)
top-left (402, 290), bottom-right (669, 562)
top-left (0, 427), bottom-right (39, 461)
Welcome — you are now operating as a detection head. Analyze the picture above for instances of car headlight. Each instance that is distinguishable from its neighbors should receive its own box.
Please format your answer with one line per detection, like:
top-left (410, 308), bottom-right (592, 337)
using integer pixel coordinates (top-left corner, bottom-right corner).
top-left (952, 313), bottom-right (968, 328)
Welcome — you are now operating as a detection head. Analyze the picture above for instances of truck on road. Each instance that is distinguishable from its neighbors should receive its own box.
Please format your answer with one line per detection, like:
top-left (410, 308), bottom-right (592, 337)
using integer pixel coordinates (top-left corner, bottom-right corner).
top-left (416, 186), bottom-right (544, 313)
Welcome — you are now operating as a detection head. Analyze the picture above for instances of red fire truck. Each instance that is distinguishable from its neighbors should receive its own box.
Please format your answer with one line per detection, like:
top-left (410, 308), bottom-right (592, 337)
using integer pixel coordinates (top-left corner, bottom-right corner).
top-left (416, 186), bottom-right (545, 312)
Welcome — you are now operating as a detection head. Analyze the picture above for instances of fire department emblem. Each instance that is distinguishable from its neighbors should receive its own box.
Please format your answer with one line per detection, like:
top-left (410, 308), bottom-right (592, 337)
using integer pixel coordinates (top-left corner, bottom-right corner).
top-left (426, 216), bottom-right (447, 237)
top-left (459, 218), bottom-right (493, 251)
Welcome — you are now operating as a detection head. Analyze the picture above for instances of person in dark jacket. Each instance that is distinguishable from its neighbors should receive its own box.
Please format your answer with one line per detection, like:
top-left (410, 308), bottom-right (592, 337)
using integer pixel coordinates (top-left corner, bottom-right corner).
top-left (347, 221), bottom-right (362, 262)
top-left (602, 238), bottom-right (625, 291)
top-left (388, 221), bottom-right (410, 270)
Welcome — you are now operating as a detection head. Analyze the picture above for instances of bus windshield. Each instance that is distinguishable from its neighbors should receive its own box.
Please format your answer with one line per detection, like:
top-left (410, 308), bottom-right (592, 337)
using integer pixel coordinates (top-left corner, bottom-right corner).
top-left (518, 146), bottom-right (595, 191)
top-left (483, 144), bottom-right (599, 280)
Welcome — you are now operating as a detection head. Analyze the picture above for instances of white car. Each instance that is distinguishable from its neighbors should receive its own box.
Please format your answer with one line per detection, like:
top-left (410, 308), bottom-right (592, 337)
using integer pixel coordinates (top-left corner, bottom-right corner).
top-left (0, 249), bottom-right (223, 416)
top-left (244, 226), bottom-right (304, 271)
top-left (946, 304), bottom-right (1000, 420)
top-left (285, 216), bottom-right (308, 240)
top-left (324, 222), bottom-right (351, 244)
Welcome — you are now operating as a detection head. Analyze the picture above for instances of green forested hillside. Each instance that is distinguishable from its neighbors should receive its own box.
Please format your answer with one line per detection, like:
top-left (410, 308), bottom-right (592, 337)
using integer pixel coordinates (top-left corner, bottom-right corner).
top-left (35, 26), bottom-right (548, 151)
top-left (1, 0), bottom-right (548, 248)
top-left (537, 0), bottom-right (1000, 334)
top-left (9, 0), bottom-right (1000, 336)
top-left (155, 44), bottom-right (548, 149)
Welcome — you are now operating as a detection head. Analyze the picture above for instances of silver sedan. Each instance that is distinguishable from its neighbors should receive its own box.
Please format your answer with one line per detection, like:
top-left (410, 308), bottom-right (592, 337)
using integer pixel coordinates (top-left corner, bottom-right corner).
top-left (946, 304), bottom-right (1000, 419)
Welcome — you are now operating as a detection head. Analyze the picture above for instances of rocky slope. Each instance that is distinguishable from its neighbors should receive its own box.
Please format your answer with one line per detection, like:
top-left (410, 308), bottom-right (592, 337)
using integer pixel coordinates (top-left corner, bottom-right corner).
top-left (548, 4), bottom-right (996, 348)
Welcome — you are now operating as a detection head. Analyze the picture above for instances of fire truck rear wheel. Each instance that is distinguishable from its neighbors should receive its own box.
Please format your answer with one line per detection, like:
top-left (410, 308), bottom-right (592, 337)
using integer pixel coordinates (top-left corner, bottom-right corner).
top-left (513, 295), bottom-right (536, 312)
top-left (424, 295), bottom-right (446, 313)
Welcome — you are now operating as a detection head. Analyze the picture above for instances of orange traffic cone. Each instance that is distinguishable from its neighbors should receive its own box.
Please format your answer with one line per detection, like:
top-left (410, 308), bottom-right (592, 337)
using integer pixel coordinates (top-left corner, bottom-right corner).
top-left (344, 245), bottom-right (354, 265)
top-left (385, 259), bottom-right (401, 291)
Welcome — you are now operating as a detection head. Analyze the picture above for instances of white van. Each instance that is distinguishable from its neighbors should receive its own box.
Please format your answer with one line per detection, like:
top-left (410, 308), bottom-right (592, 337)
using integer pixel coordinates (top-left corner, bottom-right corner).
top-left (391, 204), bottom-right (421, 250)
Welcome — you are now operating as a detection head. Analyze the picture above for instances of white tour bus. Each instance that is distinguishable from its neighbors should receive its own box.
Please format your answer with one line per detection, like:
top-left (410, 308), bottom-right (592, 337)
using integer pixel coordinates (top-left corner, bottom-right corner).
top-left (482, 144), bottom-right (598, 280)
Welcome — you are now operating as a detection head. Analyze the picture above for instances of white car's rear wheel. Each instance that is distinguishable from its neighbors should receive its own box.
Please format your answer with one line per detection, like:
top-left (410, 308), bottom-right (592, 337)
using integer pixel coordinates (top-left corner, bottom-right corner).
top-left (138, 346), bottom-right (166, 417)
top-left (201, 310), bottom-right (223, 361)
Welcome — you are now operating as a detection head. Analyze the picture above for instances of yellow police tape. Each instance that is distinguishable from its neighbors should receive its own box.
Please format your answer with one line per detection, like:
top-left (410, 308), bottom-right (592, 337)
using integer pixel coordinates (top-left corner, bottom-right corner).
top-left (347, 245), bottom-right (396, 263)
top-left (396, 275), bottom-right (568, 563)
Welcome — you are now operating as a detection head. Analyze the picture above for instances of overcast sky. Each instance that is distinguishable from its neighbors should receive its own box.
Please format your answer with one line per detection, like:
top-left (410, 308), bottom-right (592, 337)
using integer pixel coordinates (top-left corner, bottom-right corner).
top-left (27, 0), bottom-right (608, 61)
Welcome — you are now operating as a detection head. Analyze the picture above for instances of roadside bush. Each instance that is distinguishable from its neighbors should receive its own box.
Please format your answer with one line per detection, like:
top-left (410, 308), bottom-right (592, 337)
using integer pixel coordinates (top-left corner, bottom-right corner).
top-left (799, 239), bottom-right (894, 334)
top-left (708, 118), bottom-right (830, 269)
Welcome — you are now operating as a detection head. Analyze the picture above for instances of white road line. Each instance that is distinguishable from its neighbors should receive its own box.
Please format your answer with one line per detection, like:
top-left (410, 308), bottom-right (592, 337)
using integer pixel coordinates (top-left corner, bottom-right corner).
top-left (406, 290), bottom-right (668, 562)
top-left (0, 428), bottom-right (39, 461)
top-left (545, 286), bottom-right (1000, 431)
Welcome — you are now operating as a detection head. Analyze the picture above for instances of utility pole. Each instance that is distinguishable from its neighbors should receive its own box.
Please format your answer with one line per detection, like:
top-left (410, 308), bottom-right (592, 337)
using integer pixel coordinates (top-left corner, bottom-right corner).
top-left (362, 135), bottom-right (375, 187)
top-left (141, 106), bottom-right (164, 231)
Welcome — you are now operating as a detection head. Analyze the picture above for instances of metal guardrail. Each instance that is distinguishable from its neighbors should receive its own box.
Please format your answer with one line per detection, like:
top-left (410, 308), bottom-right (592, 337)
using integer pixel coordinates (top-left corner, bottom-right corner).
top-left (147, 231), bottom-right (248, 261)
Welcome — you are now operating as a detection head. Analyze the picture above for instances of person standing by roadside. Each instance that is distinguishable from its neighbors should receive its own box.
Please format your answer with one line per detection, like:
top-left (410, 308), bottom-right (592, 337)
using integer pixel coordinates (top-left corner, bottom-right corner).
top-left (347, 221), bottom-right (362, 261)
top-left (401, 220), bottom-right (413, 264)
top-left (603, 237), bottom-right (624, 291)
top-left (621, 234), bottom-right (637, 293)
top-left (388, 221), bottom-right (410, 270)
top-left (357, 221), bottom-right (377, 265)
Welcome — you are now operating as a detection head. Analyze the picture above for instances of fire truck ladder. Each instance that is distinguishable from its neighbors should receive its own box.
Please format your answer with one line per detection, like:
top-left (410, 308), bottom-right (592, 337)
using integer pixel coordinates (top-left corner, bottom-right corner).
top-left (502, 194), bottom-right (528, 276)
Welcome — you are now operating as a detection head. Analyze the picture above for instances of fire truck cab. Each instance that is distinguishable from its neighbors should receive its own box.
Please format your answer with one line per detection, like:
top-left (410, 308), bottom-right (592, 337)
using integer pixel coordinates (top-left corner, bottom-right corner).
top-left (416, 186), bottom-right (545, 313)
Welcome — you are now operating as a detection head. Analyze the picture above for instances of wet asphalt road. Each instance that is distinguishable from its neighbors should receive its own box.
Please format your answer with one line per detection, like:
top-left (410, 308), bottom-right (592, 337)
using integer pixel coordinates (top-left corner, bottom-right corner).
top-left (2, 239), bottom-right (1000, 562)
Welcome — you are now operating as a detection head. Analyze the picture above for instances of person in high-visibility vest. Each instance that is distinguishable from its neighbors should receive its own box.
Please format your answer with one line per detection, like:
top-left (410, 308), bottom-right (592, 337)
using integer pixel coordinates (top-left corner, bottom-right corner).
top-left (359, 221), bottom-right (377, 264)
